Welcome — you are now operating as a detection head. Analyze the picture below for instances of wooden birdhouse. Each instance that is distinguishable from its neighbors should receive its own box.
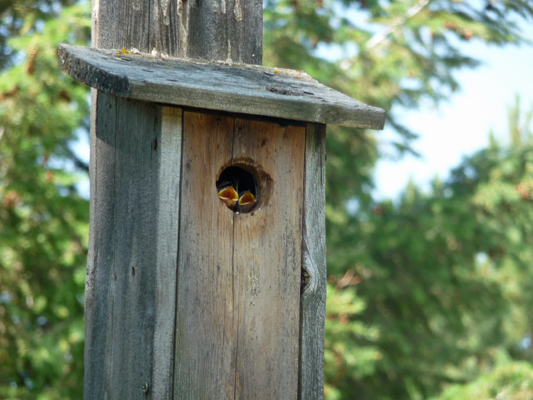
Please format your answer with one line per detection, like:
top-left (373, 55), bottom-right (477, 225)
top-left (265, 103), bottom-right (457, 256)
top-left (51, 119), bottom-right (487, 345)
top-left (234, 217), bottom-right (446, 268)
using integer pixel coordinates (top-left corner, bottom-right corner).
top-left (59, 25), bottom-right (384, 400)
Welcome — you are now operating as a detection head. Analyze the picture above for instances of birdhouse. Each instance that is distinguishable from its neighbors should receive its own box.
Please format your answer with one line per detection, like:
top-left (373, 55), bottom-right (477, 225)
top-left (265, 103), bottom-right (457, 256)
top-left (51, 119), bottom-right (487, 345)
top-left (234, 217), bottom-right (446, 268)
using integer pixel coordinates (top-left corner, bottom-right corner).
top-left (59, 44), bottom-right (385, 399)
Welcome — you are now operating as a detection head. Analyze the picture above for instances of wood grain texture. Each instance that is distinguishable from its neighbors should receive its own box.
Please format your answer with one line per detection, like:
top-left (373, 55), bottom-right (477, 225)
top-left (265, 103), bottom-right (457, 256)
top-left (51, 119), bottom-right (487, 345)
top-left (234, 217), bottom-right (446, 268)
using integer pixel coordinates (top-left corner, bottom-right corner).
top-left (92, 0), bottom-right (262, 63)
top-left (174, 112), bottom-right (305, 399)
top-left (152, 106), bottom-right (183, 399)
top-left (58, 44), bottom-right (387, 130)
top-left (299, 123), bottom-right (327, 400)
top-left (84, 94), bottom-right (182, 400)
top-left (232, 118), bottom-right (305, 400)
top-left (174, 111), bottom-right (237, 399)
top-left (85, 90), bottom-right (116, 400)
top-left (183, 0), bottom-right (263, 64)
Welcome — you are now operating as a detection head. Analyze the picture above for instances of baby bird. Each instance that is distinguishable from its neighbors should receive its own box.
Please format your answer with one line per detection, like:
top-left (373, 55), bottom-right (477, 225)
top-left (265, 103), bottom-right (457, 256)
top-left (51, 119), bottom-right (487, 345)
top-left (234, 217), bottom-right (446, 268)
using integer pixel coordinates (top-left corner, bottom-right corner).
top-left (238, 190), bottom-right (256, 213)
top-left (217, 180), bottom-right (239, 209)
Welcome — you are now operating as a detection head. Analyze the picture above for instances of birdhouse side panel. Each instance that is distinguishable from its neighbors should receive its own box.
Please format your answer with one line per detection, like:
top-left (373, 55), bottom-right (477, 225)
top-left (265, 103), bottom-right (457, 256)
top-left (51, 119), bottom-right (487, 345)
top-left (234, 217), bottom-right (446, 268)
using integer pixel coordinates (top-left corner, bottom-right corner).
top-left (299, 122), bottom-right (327, 400)
top-left (85, 93), bottom-right (181, 400)
top-left (85, 91), bottom-right (116, 400)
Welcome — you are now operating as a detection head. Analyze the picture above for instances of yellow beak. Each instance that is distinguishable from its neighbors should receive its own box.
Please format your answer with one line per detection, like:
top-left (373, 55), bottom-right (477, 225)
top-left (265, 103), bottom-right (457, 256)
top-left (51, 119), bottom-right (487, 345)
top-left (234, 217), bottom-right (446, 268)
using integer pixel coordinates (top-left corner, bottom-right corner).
top-left (238, 191), bottom-right (256, 213)
top-left (218, 186), bottom-right (239, 209)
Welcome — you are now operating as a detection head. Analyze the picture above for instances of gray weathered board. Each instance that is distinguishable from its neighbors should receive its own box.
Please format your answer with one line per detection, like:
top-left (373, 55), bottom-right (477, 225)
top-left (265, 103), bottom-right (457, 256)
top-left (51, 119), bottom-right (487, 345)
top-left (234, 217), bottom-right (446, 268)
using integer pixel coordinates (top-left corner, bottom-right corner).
top-left (91, 0), bottom-right (263, 65)
top-left (85, 95), bottom-right (182, 399)
top-left (58, 44), bottom-right (385, 129)
top-left (300, 123), bottom-right (327, 399)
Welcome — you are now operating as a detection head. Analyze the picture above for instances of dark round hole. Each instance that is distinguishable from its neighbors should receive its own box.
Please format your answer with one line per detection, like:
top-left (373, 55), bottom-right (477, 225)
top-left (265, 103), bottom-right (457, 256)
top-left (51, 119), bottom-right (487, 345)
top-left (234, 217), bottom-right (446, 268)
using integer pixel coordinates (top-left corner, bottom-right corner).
top-left (216, 166), bottom-right (258, 213)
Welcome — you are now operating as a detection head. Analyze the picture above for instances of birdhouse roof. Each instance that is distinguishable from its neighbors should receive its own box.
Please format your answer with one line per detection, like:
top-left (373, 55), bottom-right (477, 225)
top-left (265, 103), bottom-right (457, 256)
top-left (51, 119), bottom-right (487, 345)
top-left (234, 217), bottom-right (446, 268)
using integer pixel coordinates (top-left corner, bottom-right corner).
top-left (58, 44), bottom-right (385, 129)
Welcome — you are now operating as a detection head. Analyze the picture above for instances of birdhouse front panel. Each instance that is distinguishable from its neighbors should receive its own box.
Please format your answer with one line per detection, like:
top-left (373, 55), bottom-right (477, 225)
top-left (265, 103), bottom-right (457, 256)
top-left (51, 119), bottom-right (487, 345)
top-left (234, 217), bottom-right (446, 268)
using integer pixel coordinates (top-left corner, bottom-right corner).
top-left (174, 109), bottom-right (305, 399)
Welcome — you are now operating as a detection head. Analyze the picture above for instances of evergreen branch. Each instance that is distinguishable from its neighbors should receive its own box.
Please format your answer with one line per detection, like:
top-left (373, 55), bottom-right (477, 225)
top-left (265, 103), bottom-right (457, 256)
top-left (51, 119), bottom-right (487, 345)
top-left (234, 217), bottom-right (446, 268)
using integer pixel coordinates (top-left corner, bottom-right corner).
top-left (62, 142), bottom-right (89, 173)
top-left (365, 0), bottom-right (431, 50)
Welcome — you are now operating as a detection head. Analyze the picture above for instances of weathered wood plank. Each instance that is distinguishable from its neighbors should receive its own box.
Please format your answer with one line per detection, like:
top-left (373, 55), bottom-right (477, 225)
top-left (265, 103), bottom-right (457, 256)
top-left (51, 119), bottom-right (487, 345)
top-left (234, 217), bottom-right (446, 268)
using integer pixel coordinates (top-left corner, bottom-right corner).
top-left (299, 123), bottom-right (327, 400)
top-left (148, 0), bottom-right (180, 58)
top-left (92, 0), bottom-right (262, 63)
top-left (243, 0), bottom-right (264, 65)
top-left (232, 118), bottom-right (305, 400)
top-left (174, 111), bottom-right (237, 399)
top-left (85, 90), bottom-right (117, 400)
top-left (152, 106), bottom-right (183, 399)
top-left (183, 0), bottom-right (263, 64)
top-left (93, 0), bottom-right (151, 52)
top-left (173, 112), bottom-right (305, 399)
top-left (58, 44), bottom-right (386, 130)
top-left (84, 95), bottom-right (181, 400)
top-left (107, 97), bottom-right (159, 399)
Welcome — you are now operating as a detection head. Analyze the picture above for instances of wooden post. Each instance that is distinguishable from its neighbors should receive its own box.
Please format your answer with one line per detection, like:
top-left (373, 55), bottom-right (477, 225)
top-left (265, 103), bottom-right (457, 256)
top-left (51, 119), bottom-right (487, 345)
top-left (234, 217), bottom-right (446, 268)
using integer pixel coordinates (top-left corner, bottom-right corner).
top-left (84, 1), bottom-right (327, 399)
top-left (92, 0), bottom-right (262, 64)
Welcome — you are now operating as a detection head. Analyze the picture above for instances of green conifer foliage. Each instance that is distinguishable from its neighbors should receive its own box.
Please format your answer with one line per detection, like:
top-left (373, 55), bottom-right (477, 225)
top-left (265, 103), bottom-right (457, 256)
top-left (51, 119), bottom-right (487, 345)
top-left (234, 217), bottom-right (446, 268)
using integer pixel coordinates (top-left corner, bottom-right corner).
top-left (0, 3), bottom-right (90, 398)
top-left (325, 100), bottom-right (533, 399)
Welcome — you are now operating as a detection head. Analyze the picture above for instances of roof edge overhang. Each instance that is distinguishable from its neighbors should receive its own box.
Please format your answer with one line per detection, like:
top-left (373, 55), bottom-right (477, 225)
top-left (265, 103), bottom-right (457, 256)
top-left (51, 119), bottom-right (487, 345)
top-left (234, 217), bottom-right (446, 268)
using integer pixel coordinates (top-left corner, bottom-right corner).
top-left (59, 44), bottom-right (386, 130)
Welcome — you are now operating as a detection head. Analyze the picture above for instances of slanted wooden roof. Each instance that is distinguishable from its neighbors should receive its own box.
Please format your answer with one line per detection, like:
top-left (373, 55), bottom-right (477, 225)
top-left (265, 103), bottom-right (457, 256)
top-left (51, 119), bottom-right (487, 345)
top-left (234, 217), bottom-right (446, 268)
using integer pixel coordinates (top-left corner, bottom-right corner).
top-left (58, 44), bottom-right (385, 129)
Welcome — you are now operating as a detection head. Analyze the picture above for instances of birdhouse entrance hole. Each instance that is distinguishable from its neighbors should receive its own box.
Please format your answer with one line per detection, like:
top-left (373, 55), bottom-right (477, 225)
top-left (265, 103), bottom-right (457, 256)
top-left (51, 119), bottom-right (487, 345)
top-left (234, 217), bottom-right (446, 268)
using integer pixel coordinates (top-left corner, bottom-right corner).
top-left (216, 165), bottom-right (259, 213)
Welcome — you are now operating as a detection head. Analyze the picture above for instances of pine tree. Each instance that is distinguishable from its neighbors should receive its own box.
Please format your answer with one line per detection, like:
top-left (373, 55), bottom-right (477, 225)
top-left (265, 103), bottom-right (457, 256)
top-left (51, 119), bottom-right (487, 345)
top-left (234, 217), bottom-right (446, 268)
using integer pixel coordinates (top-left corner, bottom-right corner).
top-left (0, 4), bottom-right (90, 398)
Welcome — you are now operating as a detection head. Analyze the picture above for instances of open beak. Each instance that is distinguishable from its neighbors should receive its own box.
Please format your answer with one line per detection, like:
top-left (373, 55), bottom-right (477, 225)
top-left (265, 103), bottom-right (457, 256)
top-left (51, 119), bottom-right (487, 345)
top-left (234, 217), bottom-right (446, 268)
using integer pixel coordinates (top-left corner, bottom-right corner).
top-left (238, 190), bottom-right (256, 213)
top-left (218, 185), bottom-right (239, 209)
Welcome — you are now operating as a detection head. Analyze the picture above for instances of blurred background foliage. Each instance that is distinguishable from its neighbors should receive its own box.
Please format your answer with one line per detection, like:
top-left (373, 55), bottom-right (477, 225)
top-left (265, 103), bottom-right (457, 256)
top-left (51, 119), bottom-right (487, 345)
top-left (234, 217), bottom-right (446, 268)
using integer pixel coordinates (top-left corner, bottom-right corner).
top-left (0, 2), bottom-right (90, 399)
top-left (0, 0), bottom-right (532, 399)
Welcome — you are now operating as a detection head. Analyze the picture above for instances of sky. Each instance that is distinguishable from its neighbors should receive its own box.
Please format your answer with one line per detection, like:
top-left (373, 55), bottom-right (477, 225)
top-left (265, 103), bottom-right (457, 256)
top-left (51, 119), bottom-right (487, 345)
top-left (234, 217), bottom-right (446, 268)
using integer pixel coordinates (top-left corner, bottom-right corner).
top-left (372, 22), bottom-right (533, 201)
